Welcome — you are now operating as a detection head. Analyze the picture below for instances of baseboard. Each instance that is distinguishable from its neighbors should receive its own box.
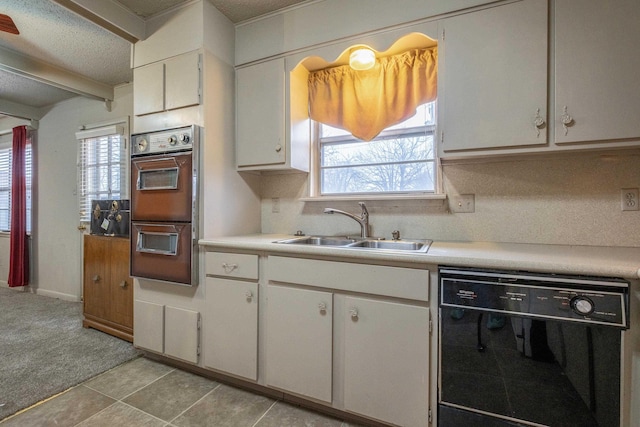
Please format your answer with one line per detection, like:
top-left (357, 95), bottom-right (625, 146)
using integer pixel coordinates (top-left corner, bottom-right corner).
top-left (34, 288), bottom-right (81, 302)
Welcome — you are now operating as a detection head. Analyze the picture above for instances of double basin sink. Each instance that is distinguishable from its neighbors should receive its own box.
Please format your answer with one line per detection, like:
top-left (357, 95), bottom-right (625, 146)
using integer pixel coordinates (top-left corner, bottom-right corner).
top-left (275, 235), bottom-right (432, 253)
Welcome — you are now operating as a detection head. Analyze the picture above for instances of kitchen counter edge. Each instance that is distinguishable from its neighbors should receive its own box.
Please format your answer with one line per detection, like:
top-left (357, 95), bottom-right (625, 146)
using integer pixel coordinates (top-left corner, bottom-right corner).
top-left (199, 235), bottom-right (640, 280)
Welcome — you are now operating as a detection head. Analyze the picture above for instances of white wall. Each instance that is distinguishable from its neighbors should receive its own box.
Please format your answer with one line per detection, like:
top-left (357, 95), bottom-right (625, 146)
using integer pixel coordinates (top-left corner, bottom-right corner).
top-left (30, 84), bottom-right (133, 300)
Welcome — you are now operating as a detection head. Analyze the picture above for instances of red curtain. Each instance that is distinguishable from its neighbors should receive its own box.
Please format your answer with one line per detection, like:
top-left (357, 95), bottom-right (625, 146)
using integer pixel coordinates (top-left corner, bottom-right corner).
top-left (8, 125), bottom-right (29, 287)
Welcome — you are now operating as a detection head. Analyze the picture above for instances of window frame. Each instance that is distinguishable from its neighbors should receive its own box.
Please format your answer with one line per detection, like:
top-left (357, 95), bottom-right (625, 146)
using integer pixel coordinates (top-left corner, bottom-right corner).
top-left (0, 139), bottom-right (33, 234)
top-left (310, 102), bottom-right (442, 199)
top-left (77, 122), bottom-right (128, 223)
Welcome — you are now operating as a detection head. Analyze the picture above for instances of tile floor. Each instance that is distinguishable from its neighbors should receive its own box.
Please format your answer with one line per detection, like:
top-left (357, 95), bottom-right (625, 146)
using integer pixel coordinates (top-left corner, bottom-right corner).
top-left (1, 357), bottom-right (365, 427)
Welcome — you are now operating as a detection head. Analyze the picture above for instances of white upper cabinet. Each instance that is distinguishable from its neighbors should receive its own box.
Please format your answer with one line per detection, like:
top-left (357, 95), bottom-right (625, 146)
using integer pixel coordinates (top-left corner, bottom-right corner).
top-left (134, 51), bottom-right (201, 116)
top-left (554, 0), bottom-right (640, 144)
top-left (236, 57), bottom-right (310, 172)
top-left (439, 0), bottom-right (548, 153)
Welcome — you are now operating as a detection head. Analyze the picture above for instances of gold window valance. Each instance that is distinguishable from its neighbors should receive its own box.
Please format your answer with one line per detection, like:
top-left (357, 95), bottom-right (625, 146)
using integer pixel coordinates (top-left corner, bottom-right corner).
top-left (308, 47), bottom-right (437, 141)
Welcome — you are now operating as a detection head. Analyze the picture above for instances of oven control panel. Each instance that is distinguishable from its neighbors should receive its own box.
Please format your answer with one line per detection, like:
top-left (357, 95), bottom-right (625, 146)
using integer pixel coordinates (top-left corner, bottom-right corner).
top-left (131, 125), bottom-right (197, 156)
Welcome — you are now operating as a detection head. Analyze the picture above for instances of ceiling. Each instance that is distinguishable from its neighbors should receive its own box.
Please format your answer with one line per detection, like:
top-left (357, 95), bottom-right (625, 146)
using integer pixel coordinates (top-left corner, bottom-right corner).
top-left (0, 0), bottom-right (308, 121)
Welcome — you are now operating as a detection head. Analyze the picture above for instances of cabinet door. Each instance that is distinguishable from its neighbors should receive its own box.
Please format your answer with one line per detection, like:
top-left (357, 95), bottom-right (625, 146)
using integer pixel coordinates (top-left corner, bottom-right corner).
top-left (134, 300), bottom-right (164, 353)
top-left (165, 51), bottom-right (201, 111)
top-left (83, 235), bottom-right (110, 320)
top-left (439, 0), bottom-right (548, 153)
top-left (109, 238), bottom-right (133, 329)
top-left (165, 306), bottom-right (200, 364)
top-left (265, 284), bottom-right (332, 402)
top-left (344, 296), bottom-right (430, 427)
top-left (204, 277), bottom-right (258, 380)
top-left (555, 0), bottom-right (640, 143)
top-left (236, 58), bottom-right (285, 167)
top-left (133, 61), bottom-right (164, 116)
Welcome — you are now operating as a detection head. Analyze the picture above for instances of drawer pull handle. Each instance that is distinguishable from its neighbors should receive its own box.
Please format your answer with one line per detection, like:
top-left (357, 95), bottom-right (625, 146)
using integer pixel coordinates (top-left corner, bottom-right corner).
top-left (245, 291), bottom-right (253, 301)
top-left (349, 308), bottom-right (359, 320)
top-left (222, 263), bottom-right (238, 274)
top-left (120, 281), bottom-right (128, 289)
top-left (92, 275), bottom-right (100, 282)
top-left (318, 302), bottom-right (327, 313)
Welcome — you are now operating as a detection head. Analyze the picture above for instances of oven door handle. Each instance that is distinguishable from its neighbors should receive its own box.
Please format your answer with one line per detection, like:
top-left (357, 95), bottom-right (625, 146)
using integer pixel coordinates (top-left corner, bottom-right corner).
top-left (135, 227), bottom-right (180, 256)
top-left (132, 156), bottom-right (180, 170)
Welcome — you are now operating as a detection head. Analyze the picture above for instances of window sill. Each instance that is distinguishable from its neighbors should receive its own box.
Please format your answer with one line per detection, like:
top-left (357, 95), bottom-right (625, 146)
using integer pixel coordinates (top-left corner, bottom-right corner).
top-left (300, 193), bottom-right (447, 204)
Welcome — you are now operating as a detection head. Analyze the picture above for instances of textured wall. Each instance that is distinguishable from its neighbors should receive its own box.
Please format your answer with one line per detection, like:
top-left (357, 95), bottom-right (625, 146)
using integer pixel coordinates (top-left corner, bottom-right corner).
top-left (260, 150), bottom-right (640, 247)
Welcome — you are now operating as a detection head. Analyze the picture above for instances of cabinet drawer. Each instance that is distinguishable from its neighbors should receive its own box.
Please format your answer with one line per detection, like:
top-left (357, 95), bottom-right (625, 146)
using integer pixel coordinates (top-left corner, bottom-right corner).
top-left (206, 252), bottom-right (258, 280)
top-left (268, 256), bottom-right (429, 301)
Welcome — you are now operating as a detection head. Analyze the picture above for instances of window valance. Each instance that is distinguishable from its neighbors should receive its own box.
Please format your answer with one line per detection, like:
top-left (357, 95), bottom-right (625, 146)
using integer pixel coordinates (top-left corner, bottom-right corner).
top-left (308, 47), bottom-right (437, 141)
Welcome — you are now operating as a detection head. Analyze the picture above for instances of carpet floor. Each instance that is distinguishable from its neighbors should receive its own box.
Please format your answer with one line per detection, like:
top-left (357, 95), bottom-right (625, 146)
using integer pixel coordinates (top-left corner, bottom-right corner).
top-left (0, 286), bottom-right (140, 420)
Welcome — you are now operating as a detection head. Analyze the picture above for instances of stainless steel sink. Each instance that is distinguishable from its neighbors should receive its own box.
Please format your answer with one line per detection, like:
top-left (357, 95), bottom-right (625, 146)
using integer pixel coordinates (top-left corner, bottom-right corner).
top-left (274, 236), bottom-right (431, 253)
top-left (347, 239), bottom-right (430, 252)
top-left (275, 236), bottom-right (359, 246)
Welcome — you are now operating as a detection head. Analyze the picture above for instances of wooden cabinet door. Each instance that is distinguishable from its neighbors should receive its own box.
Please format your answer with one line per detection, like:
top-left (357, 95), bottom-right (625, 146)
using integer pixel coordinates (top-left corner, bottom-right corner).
top-left (83, 235), bottom-right (110, 320)
top-left (265, 284), bottom-right (332, 402)
top-left (236, 58), bottom-right (285, 167)
top-left (165, 51), bottom-right (201, 111)
top-left (344, 296), bottom-right (430, 427)
top-left (555, 0), bottom-right (640, 144)
top-left (439, 0), bottom-right (548, 153)
top-left (133, 61), bottom-right (164, 116)
top-left (204, 277), bottom-right (258, 380)
top-left (109, 238), bottom-right (133, 329)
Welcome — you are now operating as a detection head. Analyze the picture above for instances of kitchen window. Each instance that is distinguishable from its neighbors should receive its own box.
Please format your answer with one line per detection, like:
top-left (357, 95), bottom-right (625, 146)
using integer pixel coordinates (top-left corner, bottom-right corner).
top-left (308, 47), bottom-right (438, 197)
top-left (318, 102), bottom-right (436, 195)
top-left (77, 124), bottom-right (128, 222)
top-left (0, 143), bottom-right (32, 232)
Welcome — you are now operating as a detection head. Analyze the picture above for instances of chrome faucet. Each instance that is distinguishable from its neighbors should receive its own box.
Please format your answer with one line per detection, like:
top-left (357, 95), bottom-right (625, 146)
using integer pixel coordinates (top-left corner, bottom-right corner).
top-left (323, 202), bottom-right (370, 238)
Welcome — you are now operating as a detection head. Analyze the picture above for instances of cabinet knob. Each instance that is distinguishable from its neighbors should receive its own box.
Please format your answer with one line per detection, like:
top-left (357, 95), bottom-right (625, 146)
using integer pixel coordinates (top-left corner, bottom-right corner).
top-left (318, 302), bottom-right (327, 314)
top-left (349, 308), bottom-right (359, 320)
top-left (92, 275), bottom-right (100, 282)
top-left (560, 106), bottom-right (574, 136)
top-left (245, 290), bottom-right (253, 301)
top-left (534, 108), bottom-right (545, 137)
top-left (275, 144), bottom-right (282, 153)
top-left (120, 280), bottom-right (128, 288)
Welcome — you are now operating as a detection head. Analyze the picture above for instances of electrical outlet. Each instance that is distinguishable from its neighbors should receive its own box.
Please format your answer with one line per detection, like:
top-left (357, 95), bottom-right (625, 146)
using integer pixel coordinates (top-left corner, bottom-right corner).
top-left (450, 194), bottom-right (475, 213)
top-left (621, 188), bottom-right (639, 211)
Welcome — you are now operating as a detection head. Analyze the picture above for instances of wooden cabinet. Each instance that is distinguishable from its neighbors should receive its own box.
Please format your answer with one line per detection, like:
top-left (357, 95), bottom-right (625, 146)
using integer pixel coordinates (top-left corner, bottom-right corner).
top-left (236, 57), bottom-right (310, 172)
top-left (343, 296), bottom-right (430, 427)
top-left (133, 50), bottom-right (201, 116)
top-left (554, 0), bottom-right (640, 144)
top-left (265, 284), bottom-right (333, 402)
top-left (439, 0), bottom-right (548, 154)
top-left (204, 251), bottom-right (260, 381)
top-left (83, 235), bottom-right (133, 342)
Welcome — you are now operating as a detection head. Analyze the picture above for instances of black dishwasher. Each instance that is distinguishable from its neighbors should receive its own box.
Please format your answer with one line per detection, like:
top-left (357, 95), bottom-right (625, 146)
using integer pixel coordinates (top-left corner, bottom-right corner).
top-left (438, 266), bottom-right (629, 427)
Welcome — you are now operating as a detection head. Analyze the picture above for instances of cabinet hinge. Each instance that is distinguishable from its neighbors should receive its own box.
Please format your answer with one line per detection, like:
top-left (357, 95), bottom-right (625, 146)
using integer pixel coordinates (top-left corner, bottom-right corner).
top-left (429, 318), bottom-right (433, 335)
top-left (428, 408), bottom-right (432, 423)
top-left (441, 28), bottom-right (445, 41)
top-left (440, 131), bottom-right (444, 144)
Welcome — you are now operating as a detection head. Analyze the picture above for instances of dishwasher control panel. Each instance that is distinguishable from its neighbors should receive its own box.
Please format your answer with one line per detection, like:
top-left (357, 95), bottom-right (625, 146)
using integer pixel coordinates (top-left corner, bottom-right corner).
top-left (439, 267), bottom-right (629, 328)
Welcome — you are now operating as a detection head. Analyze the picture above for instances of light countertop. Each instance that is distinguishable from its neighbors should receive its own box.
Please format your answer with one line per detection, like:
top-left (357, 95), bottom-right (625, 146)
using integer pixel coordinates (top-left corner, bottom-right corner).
top-left (199, 234), bottom-right (640, 280)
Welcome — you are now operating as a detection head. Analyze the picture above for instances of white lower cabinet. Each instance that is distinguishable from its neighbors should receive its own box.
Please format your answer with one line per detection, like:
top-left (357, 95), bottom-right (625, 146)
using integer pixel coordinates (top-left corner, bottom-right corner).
top-left (204, 277), bottom-right (258, 380)
top-left (265, 255), bottom-right (431, 426)
top-left (265, 284), bottom-right (333, 403)
top-left (134, 300), bottom-right (200, 364)
top-left (343, 296), bottom-right (430, 427)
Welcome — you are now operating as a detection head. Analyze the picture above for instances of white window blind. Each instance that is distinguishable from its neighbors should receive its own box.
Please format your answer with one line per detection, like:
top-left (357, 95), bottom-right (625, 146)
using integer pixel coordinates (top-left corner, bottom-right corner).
top-left (77, 125), bottom-right (127, 222)
top-left (0, 143), bottom-right (33, 233)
